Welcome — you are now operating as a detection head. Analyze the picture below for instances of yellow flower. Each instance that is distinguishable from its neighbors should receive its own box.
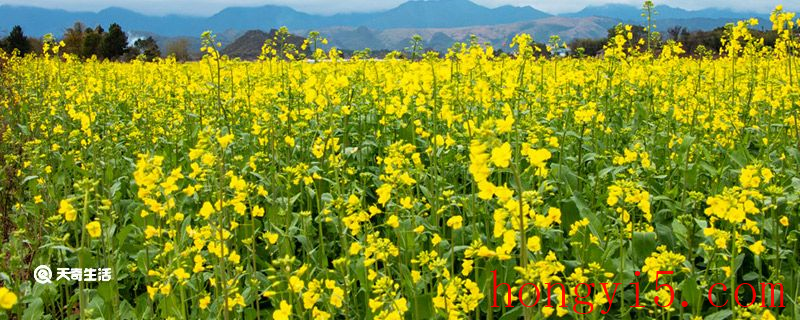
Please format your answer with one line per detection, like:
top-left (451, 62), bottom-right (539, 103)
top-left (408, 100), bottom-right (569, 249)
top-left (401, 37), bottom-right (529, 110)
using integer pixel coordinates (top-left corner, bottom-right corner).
top-left (780, 216), bottom-right (789, 227)
top-left (0, 287), bottom-right (17, 309)
top-left (160, 283), bottom-right (171, 295)
top-left (740, 166), bottom-right (762, 188)
top-left (493, 185), bottom-right (513, 202)
top-left (147, 286), bottom-right (158, 299)
top-left (289, 276), bottom-right (304, 293)
top-left (461, 259), bottom-right (474, 276)
top-left (265, 232), bottom-right (279, 244)
top-left (527, 148), bottom-right (551, 168)
top-left (431, 234), bottom-right (442, 246)
top-left (490, 142), bottom-right (512, 168)
top-left (347, 194), bottom-right (360, 206)
top-left (477, 180), bottom-right (496, 200)
top-left (228, 251), bottom-right (241, 264)
top-left (548, 137), bottom-right (559, 147)
top-left (217, 133), bottom-right (234, 148)
top-left (144, 226), bottom-right (160, 239)
top-left (199, 201), bottom-right (215, 219)
top-left (477, 246), bottom-right (496, 257)
top-left (446, 215), bottom-right (463, 230)
top-left (251, 205), bottom-right (265, 218)
top-left (273, 300), bottom-right (292, 320)
top-left (193, 255), bottom-right (206, 273)
top-left (284, 136), bottom-right (295, 147)
top-left (386, 215), bottom-right (400, 228)
top-left (376, 184), bottom-right (393, 205)
top-left (527, 235), bottom-right (541, 252)
top-left (58, 199), bottom-right (77, 221)
top-left (411, 270), bottom-right (421, 283)
top-left (761, 168), bottom-right (773, 183)
top-left (547, 207), bottom-right (562, 224)
top-left (330, 286), bottom-right (345, 308)
top-left (641, 250), bottom-right (685, 282)
top-left (400, 197), bottom-right (413, 209)
top-left (173, 268), bottom-right (190, 281)
top-left (199, 295), bottom-right (211, 309)
top-left (313, 307), bottom-right (331, 320)
top-left (748, 240), bottom-right (766, 255)
top-left (86, 221), bottom-right (102, 238)
top-left (495, 114), bottom-right (514, 133)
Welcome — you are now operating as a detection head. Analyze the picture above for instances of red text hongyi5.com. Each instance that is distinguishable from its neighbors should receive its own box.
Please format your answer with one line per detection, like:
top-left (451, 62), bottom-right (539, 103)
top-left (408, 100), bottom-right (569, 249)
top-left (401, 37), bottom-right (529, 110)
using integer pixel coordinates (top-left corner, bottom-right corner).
top-left (489, 270), bottom-right (785, 314)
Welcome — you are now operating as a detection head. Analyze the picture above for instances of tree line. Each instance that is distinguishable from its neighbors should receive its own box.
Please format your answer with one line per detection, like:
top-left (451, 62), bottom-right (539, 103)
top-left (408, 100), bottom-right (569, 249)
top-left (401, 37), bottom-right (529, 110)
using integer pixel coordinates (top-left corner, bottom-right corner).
top-left (0, 20), bottom-right (789, 61)
top-left (1, 23), bottom-right (192, 61)
top-left (567, 25), bottom-right (781, 57)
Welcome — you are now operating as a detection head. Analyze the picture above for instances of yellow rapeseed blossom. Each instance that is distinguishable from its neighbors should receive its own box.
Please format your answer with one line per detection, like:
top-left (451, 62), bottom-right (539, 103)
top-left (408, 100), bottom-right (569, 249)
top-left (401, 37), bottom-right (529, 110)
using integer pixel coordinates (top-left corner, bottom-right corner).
top-left (490, 142), bottom-right (512, 168)
top-left (58, 199), bottom-right (77, 221)
top-left (446, 215), bottom-right (463, 230)
top-left (217, 133), bottom-right (234, 148)
top-left (273, 300), bottom-right (292, 320)
top-left (7, 22), bottom-right (800, 320)
top-left (0, 287), bottom-right (17, 309)
top-left (86, 221), bottom-right (102, 238)
top-left (749, 240), bottom-right (766, 255)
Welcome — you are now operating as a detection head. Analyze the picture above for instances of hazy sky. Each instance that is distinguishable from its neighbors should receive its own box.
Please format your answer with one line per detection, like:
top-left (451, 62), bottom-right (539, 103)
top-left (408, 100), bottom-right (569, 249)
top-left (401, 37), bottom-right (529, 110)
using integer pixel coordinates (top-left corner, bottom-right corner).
top-left (0, 0), bottom-right (793, 16)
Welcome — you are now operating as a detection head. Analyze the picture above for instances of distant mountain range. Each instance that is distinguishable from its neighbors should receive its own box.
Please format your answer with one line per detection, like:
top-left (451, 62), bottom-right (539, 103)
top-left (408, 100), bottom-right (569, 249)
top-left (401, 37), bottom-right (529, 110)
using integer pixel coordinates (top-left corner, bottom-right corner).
top-left (0, 0), bottom-right (775, 52)
top-left (0, 0), bottom-right (549, 36)
top-left (315, 16), bottom-right (619, 52)
top-left (566, 4), bottom-right (768, 21)
top-left (221, 29), bottom-right (308, 60)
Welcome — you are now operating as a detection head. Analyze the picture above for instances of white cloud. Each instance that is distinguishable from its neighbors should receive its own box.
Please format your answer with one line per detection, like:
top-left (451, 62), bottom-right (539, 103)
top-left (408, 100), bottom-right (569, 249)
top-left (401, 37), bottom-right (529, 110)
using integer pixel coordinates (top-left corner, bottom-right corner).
top-left (0, 0), bottom-right (795, 16)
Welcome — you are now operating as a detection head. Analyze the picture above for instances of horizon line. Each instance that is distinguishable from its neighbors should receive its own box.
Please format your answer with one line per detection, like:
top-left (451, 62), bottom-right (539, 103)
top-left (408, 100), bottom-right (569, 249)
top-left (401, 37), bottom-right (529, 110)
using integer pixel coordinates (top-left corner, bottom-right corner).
top-left (0, 1), bottom-right (780, 19)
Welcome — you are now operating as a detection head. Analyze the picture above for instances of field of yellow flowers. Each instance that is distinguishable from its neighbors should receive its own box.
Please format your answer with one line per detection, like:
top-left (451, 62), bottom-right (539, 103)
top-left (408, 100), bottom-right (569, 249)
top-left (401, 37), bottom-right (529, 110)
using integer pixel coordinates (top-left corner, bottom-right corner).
top-left (2, 9), bottom-right (800, 320)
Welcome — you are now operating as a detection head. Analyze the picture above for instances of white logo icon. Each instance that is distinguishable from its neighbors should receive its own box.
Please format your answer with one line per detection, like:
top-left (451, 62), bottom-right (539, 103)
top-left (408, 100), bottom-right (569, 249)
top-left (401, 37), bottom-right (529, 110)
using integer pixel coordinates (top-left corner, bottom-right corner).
top-left (34, 265), bottom-right (53, 284)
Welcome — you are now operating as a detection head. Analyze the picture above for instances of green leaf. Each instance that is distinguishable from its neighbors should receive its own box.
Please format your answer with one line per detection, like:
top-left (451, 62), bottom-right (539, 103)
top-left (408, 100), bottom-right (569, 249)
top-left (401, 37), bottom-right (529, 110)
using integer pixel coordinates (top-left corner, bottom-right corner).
top-left (118, 300), bottom-right (136, 320)
top-left (570, 193), bottom-right (605, 236)
top-left (704, 310), bottom-right (733, 320)
top-left (654, 222), bottom-right (676, 248)
top-left (22, 297), bottom-right (44, 320)
top-left (679, 275), bottom-right (700, 312)
top-left (729, 148), bottom-right (749, 167)
top-left (88, 295), bottom-right (106, 319)
top-left (352, 257), bottom-right (369, 293)
top-left (632, 232), bottom-right (657, 264)
top-left (499, 305), bottom-right (523, 320)
top-left (551, 163), bottom-right (578, 192)
top-left (734, 253), bottom-right (745, 273)
top-left (412, 294), bottom-right (434, 320)
top-left (743, 272), bottom-right (759, 281)
top-left (21, 175), bottom-right (40, 185)
top-left (672, 220), bottom-right (688, 248)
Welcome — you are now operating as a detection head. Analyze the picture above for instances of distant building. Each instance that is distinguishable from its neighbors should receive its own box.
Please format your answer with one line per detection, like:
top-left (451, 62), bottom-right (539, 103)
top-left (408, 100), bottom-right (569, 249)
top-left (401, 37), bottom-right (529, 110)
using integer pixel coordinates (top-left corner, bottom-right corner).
top-left (551, 47), bottom-right (572, 57)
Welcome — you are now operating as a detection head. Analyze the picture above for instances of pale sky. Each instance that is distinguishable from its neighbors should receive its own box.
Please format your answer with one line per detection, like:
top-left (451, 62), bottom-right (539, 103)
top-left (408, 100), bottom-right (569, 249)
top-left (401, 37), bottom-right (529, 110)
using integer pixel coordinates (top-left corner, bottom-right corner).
top-left (0, 0), bottom-right (793, 16)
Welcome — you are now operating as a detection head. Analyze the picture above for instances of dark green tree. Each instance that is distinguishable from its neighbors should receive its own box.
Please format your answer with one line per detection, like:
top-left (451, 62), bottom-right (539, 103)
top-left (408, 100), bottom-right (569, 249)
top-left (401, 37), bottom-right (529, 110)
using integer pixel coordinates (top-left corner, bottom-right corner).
top-left (131, 36), bottom-right (161, 61)
top-left (62, 22), bottom-right (87, 55)
top-left (2, 25), bottom-right (32, 56)
top-left (81, 26), bottom-right (104, 58)
top-left (101, 23), bottom-right (127, 60)
top-left (569, 38), bottom-right (606, 57)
